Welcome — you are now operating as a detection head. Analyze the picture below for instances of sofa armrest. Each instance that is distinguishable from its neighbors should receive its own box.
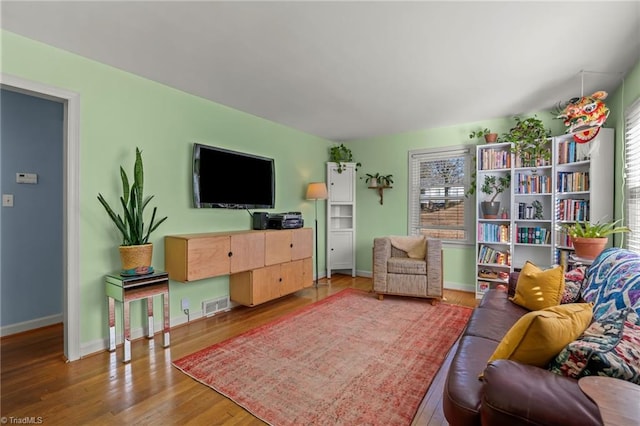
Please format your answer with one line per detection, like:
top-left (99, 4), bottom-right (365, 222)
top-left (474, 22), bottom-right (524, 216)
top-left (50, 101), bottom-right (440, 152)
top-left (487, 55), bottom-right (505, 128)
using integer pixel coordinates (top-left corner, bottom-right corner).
top-left (481, 360), bottom-right (602, 426)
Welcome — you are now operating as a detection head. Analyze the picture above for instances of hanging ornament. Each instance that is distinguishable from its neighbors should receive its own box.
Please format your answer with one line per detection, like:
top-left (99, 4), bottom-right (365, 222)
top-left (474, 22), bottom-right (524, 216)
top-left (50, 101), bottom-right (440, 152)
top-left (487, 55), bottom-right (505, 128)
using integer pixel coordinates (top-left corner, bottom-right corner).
top-left (555, 91), bottom-right (610, 143)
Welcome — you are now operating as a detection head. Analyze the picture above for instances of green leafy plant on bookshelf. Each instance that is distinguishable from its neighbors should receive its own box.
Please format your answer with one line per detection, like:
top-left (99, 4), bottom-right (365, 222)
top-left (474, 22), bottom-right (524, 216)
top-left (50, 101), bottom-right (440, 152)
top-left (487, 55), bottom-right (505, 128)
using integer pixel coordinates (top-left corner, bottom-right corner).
top-left (561, 220), bottom-right (630, 259)
top-left (502, 116), bottom-right (552, 166)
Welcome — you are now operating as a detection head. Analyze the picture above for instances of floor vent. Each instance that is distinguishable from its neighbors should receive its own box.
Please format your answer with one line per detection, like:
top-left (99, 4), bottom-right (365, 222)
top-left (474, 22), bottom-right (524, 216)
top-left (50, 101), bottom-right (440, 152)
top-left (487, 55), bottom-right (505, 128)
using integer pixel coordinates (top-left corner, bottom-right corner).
top-left (202, 296), bottom-right (231, 317)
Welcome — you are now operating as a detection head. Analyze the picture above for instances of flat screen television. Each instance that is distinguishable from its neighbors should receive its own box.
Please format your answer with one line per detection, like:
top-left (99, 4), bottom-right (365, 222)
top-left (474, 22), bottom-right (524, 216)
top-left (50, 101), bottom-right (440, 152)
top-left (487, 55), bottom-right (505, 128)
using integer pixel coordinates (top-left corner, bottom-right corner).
top-left (193, 143), bottom-right (275, 209)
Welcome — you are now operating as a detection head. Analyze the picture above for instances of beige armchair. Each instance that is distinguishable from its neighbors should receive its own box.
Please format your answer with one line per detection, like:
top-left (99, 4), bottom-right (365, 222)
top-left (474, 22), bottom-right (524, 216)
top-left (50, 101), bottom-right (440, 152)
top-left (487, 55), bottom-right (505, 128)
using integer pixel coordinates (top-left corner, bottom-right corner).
top-left (373, 236), bottom-right (443, 304)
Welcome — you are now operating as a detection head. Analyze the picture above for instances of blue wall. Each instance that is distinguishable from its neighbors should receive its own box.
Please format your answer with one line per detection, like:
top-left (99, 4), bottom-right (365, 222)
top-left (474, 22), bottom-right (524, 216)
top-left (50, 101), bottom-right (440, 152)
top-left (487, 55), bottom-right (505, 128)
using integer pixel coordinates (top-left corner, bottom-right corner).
top-left (1, 89), bottom-right (64, 327)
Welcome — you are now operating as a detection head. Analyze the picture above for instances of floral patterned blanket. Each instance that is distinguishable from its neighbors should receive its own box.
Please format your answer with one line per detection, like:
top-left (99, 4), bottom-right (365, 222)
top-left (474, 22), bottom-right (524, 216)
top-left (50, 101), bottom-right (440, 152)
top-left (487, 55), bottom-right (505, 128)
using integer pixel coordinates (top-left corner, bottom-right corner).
top-left (582, 247), bottom-right (640, 320)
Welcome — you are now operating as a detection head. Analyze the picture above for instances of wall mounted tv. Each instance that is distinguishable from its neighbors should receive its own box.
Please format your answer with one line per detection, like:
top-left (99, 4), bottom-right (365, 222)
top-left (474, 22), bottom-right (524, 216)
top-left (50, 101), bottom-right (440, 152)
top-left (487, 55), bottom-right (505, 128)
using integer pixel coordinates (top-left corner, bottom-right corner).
top-left (193, 143), bottom-right (275, 209)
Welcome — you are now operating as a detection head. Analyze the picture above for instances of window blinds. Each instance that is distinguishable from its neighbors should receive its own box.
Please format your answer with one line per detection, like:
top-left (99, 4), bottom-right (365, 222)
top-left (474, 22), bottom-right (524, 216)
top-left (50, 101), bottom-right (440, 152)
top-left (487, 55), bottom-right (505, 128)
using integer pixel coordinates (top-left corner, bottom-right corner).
top-left (408, 146), bottom-right (472, 243)
top-left (625, 98), bottom-right (640, 253)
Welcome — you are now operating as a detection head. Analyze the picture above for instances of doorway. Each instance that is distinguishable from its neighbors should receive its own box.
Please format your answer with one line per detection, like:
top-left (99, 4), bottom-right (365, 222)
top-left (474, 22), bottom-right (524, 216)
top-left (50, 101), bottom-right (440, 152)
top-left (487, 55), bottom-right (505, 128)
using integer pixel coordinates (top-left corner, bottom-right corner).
top-left (0, 73), bottom-right (80, 361)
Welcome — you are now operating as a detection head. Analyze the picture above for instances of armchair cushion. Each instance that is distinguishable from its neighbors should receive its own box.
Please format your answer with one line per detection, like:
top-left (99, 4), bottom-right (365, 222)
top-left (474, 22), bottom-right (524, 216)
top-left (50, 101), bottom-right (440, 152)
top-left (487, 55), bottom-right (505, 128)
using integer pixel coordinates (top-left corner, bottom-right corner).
top-left (387, 257), bottom-right (427, 275)
top-left (388, 235), bottom-right (426, 259)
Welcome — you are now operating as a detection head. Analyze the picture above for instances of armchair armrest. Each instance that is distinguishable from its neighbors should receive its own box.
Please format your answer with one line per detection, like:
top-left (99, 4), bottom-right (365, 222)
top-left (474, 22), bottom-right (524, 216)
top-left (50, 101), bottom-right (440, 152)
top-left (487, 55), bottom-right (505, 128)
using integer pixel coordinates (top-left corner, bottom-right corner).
top-left (373, 237), bottom-right (391, 292)
top-left (481, 360), bottom-right (602, 426)
top-left (425, 238), bottom-right (442, 297)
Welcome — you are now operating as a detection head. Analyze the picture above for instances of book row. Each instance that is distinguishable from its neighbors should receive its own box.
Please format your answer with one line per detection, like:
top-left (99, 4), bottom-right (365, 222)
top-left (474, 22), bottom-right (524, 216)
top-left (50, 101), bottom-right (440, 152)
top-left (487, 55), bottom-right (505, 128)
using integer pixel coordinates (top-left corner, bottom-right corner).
top-left (477, 223), bottom-right (510, 243)
top-left (557, 171), bottom-right (590, 193)
top-left (479, 149), bottom-right (511, 170)
top-left (515, 173), bottom-right (552, 194)
top-left (477, 244), bottom-right (511, 265)
top-left (557, 140), bottom-right (589, 164)
top-left (515, 226), bottom-right (550, 244)
top-left (556, 198), bottom-right (590, 221)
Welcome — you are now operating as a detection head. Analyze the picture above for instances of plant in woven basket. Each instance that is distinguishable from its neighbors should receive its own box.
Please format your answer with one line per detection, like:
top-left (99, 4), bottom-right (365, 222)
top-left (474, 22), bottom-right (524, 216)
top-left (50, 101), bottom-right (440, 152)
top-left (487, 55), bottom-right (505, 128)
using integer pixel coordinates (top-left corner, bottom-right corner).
top-left (97, 147), bottom-right (168, 274)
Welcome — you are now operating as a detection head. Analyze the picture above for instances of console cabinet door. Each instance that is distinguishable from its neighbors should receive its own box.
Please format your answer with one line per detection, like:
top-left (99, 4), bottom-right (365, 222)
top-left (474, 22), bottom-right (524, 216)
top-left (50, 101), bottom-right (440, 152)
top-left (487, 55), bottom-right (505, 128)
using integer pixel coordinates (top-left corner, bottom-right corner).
top-left (280, 260), bottom-right (304, 295)
top-left (291, 228), bottom-right (313, 261)
top-left (230, 232), bottom-right (265, 273)
top-left (265, 230), bottom-right (292, 265)
top-left (302, 257), bottom-right (313, 288)
top-left (165, 235), bottom-right (230, 282)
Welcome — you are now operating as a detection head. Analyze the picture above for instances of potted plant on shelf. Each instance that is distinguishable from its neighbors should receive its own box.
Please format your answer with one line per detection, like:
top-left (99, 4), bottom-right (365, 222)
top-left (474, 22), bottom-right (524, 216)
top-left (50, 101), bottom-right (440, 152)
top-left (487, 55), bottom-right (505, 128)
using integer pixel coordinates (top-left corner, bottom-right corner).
top-left (329, 143), bottom-right (361, 173)
top-left (479, 174), bottom-right (511, 218)
top-left (365, 172), bottom-right (394, 188)
top-left (97, 147), bottom-right (168, 275)
top-left (561, 220), bottom-right (630, 259)
top-left (469, 128), bottom-right (498, 143)
top-left (501, 115), bottom-right (552, 167)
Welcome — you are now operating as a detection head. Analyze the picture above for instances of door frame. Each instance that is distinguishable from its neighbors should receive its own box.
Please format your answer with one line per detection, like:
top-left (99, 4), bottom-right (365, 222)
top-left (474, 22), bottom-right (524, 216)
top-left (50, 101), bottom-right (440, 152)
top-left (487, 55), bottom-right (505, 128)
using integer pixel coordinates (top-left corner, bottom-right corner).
top-left (1, 73), bottom-right (81, 361)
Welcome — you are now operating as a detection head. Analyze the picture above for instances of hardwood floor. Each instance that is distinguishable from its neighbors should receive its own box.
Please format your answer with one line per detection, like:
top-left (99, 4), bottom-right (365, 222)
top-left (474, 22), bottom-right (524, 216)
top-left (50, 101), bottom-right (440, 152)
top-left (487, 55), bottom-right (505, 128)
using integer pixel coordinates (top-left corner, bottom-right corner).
top-left (1, 275), bottom-right (476, 425)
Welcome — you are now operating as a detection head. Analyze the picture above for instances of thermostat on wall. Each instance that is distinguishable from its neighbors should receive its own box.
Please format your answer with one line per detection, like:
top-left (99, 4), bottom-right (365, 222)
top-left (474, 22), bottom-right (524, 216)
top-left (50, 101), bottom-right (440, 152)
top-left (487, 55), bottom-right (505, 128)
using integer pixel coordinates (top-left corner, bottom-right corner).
top-left (16, 173), bottom-right (38, 184)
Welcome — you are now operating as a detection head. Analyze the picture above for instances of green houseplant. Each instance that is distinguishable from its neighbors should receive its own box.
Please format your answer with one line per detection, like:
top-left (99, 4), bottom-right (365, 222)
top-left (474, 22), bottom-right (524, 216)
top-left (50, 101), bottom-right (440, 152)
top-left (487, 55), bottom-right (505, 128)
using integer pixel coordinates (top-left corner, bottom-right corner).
top-left (479, 174), bottom-right (511, 218)
top-left (365, 172), bottom-right (394, 188)
top-left (97, 147), bottom-right (168, 274)
top-left (502, 116), bottom-right (552, 167)
top-left (469, 128), bottom-right (498, 143)
top-left (329, 143), bottom-right (361, 173)
top-left (561, 220), bottom-right (630, 259)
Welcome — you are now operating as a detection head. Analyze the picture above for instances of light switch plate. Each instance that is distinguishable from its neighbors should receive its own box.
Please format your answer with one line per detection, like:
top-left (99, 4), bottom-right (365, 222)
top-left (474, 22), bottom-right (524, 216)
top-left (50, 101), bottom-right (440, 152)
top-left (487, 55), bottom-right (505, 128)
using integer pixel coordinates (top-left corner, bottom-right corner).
top-left (2, 194), bottom-right (14, 207)
top-left (16, 173), bottom-right (37, 184)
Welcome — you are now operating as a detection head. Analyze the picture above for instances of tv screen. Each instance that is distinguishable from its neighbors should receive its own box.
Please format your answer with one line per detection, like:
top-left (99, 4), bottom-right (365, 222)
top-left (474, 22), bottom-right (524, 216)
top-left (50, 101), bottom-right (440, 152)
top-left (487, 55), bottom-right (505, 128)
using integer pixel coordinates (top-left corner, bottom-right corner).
top-left (193, 143), bottom-right (275, 209)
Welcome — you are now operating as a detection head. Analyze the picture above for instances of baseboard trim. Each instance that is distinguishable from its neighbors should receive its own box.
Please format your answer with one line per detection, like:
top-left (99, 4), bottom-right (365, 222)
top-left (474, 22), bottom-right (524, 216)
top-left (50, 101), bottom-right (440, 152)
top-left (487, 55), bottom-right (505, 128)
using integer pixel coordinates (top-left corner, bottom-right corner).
top-left (79, 308), bottom-right (236, 358)
top-left (444, 281), bottom-right (475, 293)
top-left (1, 313), bottom-right (63, 337)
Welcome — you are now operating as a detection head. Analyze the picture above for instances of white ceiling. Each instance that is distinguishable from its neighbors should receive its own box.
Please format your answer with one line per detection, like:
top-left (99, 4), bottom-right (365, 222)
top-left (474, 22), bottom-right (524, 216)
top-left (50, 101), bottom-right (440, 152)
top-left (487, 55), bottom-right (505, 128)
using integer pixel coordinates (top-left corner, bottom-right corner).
top-left (2, 1), bottom-right (639, 141)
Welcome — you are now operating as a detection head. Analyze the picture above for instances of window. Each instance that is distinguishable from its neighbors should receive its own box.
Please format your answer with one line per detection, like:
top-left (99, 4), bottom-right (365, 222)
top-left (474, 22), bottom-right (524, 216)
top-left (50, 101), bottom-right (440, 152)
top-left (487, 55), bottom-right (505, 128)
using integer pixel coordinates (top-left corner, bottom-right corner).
top-left (408, 146), bottom-right (473, 244)
top-left (625, 98), bottom-right (640, 253)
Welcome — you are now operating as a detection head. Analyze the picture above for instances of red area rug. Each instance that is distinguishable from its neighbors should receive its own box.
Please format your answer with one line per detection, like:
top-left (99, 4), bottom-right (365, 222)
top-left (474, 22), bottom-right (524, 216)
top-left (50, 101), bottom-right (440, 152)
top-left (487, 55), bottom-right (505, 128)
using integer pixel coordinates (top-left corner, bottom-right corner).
top-left (173, 288), bottom-right (472, 425)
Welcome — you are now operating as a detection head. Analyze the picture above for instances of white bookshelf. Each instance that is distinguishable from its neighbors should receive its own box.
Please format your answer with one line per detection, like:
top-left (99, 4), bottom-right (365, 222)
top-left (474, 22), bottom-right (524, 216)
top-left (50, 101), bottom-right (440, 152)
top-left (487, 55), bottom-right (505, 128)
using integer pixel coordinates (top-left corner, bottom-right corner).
top-left (474, 128), bottom-right (614, 299)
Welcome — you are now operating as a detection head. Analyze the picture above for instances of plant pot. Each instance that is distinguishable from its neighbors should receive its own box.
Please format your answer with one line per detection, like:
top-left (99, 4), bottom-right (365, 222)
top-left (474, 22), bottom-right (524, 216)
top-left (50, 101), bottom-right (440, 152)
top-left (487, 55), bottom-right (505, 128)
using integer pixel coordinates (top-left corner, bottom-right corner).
top-left (571, 237), bottom-right (607, 260)
top-left (119, 243), bottom-right (153, 275)
top-left (481, 201), bottom-right (500, 219)
top-left (484, 133), bottom-right (498, 143)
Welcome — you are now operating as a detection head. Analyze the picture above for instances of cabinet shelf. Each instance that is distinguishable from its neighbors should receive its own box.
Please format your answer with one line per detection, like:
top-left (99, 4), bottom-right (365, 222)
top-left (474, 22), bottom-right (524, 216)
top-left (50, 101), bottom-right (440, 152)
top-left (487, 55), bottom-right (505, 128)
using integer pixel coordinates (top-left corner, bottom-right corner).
top-left (477, 263), bottom-right (511, 269)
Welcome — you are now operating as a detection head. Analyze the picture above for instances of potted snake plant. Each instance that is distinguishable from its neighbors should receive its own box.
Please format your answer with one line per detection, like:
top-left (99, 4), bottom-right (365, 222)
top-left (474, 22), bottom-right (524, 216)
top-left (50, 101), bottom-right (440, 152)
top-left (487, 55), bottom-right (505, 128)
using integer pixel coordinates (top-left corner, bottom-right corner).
top-left (97, 147), bottom-right (168, 275)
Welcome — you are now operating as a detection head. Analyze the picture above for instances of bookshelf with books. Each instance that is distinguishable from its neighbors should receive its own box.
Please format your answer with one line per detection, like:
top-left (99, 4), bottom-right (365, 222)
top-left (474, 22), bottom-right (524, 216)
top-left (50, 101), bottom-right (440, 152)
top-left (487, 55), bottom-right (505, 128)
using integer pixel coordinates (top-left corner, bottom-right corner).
top-left (475, 142), bottom-right (513, 298)
top-left (474, 130), bottom-right (614, 297)
top-left (553, 128), bottom-right (614, 271)
top-left (511, 138), bottom-right (554, 273)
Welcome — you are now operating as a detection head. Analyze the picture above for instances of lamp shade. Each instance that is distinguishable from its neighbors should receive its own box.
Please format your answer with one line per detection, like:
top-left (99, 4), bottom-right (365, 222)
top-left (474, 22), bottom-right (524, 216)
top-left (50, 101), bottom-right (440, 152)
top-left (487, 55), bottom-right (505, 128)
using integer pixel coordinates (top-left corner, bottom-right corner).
top-left (306, 182), bottom-right (328, 200)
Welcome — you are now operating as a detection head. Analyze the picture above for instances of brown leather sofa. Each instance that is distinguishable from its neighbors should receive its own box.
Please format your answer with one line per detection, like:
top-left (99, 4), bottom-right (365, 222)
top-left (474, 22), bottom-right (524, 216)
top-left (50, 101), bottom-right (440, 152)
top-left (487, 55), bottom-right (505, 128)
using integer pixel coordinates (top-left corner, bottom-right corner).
top-left (442, 275), bottom-right (602, 426)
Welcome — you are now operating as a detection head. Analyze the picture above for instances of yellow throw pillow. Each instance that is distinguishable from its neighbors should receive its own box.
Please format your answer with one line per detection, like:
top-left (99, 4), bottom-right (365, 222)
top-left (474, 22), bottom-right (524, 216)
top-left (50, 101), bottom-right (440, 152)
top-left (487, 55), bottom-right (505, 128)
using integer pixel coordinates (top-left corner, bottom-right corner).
top-left (511, 261), bottom-right (565, 310)
top-left (487, 303), bottom-right (593, 368)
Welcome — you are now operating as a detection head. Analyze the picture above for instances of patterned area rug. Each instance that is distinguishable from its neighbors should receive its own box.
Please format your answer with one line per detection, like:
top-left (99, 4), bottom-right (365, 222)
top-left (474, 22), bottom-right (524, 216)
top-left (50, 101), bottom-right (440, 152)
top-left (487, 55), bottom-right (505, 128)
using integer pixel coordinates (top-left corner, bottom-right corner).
top-left (173, 288), bottom-right (472, 426)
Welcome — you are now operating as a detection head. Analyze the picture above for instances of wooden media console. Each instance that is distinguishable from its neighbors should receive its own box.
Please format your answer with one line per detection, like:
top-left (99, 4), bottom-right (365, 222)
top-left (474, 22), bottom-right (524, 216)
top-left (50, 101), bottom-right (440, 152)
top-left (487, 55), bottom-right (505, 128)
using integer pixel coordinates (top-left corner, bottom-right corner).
top-left (164, 228), bottom-right (313, 306)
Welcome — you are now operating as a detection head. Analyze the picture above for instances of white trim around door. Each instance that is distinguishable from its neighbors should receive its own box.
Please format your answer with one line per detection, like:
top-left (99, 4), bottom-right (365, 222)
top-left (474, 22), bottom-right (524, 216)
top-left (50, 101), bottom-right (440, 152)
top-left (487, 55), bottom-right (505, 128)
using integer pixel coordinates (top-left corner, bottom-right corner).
top-left (1, 73), bottom-right (81, 361)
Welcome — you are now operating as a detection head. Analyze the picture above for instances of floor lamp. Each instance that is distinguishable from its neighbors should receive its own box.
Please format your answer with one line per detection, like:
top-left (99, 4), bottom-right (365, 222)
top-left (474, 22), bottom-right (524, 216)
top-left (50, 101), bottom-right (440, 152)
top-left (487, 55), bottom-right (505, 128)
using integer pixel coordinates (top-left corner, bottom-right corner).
top-left (306, 182), bottom-right (328, 287)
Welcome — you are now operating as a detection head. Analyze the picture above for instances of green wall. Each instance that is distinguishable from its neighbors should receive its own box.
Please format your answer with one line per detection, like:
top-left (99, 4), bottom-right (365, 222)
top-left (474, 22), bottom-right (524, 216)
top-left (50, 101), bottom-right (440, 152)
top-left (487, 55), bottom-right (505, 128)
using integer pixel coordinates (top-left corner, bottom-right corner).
top-left (1, 30), bottom-right (332, 349)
